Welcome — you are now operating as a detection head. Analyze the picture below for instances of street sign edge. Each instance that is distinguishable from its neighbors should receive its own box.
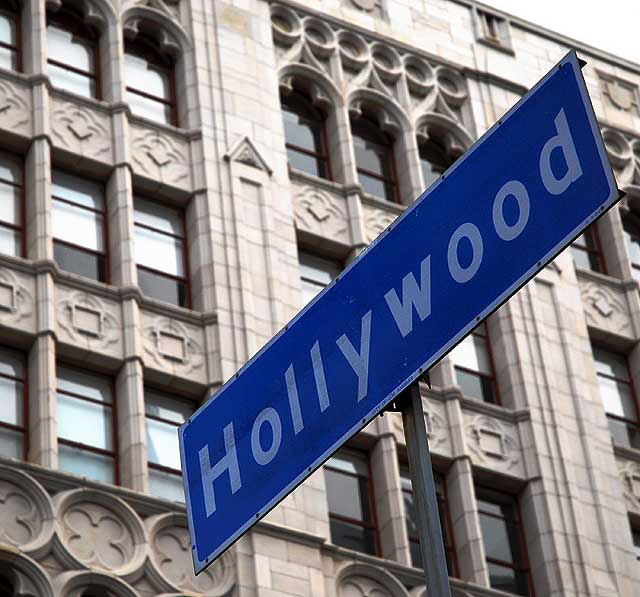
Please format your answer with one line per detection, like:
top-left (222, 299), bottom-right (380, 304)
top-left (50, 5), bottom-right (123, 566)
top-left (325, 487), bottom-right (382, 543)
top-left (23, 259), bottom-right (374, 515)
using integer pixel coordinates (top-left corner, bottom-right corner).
top-left (181, 49), bottom-right (619, 575)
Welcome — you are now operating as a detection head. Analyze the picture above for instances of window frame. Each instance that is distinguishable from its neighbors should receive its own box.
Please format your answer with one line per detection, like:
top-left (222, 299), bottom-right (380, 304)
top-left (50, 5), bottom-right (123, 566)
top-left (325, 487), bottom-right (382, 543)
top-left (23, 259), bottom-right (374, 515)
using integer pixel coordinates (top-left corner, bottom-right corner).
top-left (593, 346), bottom-right (640, 448)
top-left (623, 214), bottom-right (640, 281)
top-left (476, 486), bottom-right (534, 596)
top-left (453, 322), bottom-right (500, 405)
top-left (51, 169), bottom-right (109, 283)
top-left (400, 466), bottom-right (459, 576)
top-left (56, 364), bottom-right (118, 485)
top-left (351, 114), bottom-right (400, 204)
top-left (324, 448), bottom-right (381, 556)
top-left (134, 197), bottom-right (191, 309)
top-left (281, 89), bottom-right (333, 181)
top-left (46, 7), bottom-right (101, 99)
top-left (570, 223), bottom-right (606, 274)
top-left (0, 345), bottom-right (27, 461)
top-left (418, 139), bottom-right (450, 189)
top-left (124, 35), bottom-right (178, 127)
top-left (0, 150), bottom-right (25, 258)
top-left (0, 2), bottom-right (22, 73)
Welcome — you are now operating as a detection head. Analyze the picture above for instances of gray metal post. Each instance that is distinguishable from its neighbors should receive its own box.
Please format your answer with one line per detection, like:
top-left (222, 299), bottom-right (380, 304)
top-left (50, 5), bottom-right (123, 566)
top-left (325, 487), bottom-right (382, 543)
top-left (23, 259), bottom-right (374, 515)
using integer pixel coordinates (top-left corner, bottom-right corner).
top-left (400, 382), bottom-right (451, 597)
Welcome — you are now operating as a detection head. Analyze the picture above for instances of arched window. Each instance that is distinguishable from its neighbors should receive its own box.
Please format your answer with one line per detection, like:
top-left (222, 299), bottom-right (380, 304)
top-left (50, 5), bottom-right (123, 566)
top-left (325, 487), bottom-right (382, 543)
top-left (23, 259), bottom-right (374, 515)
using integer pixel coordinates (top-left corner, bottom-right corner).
top-left (418, 139), bottom-right (450, 189)
top-left (125, 35), bottom-right (177, 126)
top-left (47, 6), bottom-right (100, 99)
top-left (623, 213), bottom-right (640, 282)
top-left (0, 2), bottom-right (20, 72)
top-left (351, 114), bottom-right (398, 203)
top-left (281, 90), bottom-right (331, 180)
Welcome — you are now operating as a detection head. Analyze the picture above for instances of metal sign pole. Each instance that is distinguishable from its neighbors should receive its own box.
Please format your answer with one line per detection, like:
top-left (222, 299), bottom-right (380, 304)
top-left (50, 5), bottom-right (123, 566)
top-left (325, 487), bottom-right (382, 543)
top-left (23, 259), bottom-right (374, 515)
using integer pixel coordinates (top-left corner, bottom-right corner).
top-left (400, 382), bottom-right (451, 597)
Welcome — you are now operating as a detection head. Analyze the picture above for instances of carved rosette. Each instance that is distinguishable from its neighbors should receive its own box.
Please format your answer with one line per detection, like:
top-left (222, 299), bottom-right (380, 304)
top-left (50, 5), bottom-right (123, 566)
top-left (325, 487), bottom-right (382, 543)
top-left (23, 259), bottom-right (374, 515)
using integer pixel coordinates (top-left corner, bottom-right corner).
top-left (465, 414), bottom-right (521, 473)
top-left (293, 185), bottom-right (349, 243)
top-left (363, 206), bottom-right (398, 243)
top-left (57, 290), bottom-right (122, 355)
top-left (53, 488), bottom-right (147, 576)
top-left (51, 100), bottom-right (112, 163)
top-left (130, 127), bottom-right (191, 189)
top-left (0, 466), bottom-right (55, 557)
top-left (146, 513), bottom-right (236, 595)
top-left (601, 127), bottom-right (640, 189)
top-left (0, 79), bottom-right (30, 137)
top-left (579, 280), bottom-right (631, 337)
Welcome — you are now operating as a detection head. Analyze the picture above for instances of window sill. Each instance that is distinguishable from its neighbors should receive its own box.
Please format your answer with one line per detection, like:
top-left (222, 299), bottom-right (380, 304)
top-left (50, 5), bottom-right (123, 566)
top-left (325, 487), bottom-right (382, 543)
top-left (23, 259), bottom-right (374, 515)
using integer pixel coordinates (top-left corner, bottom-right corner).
top-left (477, 37), bottom-right (516, 56)
top-left (288, 167), bottom-right (346, 195)
top-left (575, 267), bottom-right (638, 291)
top-left (359, 190), bottom-right (406, 215)
top-left (443, 385), bottom-right (530, 423)
top-left (614, 442), bottom-right (640, 464)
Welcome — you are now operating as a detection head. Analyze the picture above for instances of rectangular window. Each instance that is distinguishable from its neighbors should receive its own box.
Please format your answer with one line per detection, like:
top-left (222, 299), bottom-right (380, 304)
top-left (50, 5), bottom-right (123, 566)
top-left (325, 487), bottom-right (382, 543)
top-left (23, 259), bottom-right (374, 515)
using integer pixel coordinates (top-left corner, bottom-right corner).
top-left (592, 346), bottom-right (640, 449)
top-left (145, 388), bottom-right (193, 502)
top-left (450, 322), bottom-right (498, 404)
top-left (400, 466), bottom-right (457, 576)
top-left (324, 449), bottom-right (378, 555)
top-left (631, 524), bottom-right (640, 561)
top-left (57, 365), bottom-right (116, 484)
top-left (570, 223), bottom-right (605, 273)
top-left (52, 170), bottom-right (107, 282)
top-left (0, 5), bottom-right (20, 72)
top-left (0, 346), bottom-right (26, 460)
top-left (0, 151), bottom-right (23, 257)
top-left (476, 486), bottom-right (531, 596)
top-left (298, 251), bottom-right (341, 306)
top-left (134, 197), bottom-right (189, 308)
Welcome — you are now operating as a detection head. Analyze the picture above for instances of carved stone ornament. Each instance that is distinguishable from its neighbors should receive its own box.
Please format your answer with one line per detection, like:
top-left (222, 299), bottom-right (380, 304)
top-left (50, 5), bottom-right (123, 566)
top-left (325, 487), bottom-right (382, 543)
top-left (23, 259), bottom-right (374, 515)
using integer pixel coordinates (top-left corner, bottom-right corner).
top-left (601, 127), bottom-right (640, 190)
top-left (146, 513), bottom-right (236, 595)
top-left (392, 404), bottom-right (448, 453)
top-left (364, 206), bottom-right (398, 243)
top-left (0, 551), bottom-right (54, 597)
top-left (51, 102), bottom-right (111, 163)
top-left (342, 0), bottom-right (384, 19)
top-left (0, 79), bottom-right (30, 136)
top-left (53, 488), bottom-right (147, 576)
top-left (600, 73), bottom-right (640, 114)
top-left (57, 291), bottom-right (121, 352)
top-left (53, 570), bottom-right (138, 597)
top-left (0, 267), bottom-right (33, 326)
top-left (293, 185), bottom-right (349, 243)
top-left (336, 562), bottom-right (408, 597)
top-left (131, 128), bottom-right (190, 188)
top-left (0, 466), bottom-right (55, 557)
top-left (225, 136), bottom-right (273, 175)
top-left (465, 415), bottom-right (521, 471)
top-left (143, 316), bottom-right (204, 374)
top-left (619, 460), bottom-right (640, 514)
top-left (580, 280), bottom-right (631, 337)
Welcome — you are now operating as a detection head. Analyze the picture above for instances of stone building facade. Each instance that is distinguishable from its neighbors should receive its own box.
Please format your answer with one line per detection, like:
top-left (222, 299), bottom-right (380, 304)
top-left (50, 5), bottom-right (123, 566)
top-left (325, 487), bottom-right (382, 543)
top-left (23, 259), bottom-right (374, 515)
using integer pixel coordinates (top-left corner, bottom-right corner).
top-left (0, 0), bottom-right (639, 596)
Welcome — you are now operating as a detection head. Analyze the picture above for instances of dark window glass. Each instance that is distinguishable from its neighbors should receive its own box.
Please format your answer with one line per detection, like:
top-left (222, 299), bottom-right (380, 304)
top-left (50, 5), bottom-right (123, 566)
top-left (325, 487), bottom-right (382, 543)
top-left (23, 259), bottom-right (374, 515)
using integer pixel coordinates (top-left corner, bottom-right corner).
top-left (125, 37), bottom-right (176, 125)
top-left (571, 224), bottom-right (605, 273)
top-left (419, 140), bottom-right (449, 189)
top-left (0, 346), bottom-right (26, 460)
top-left (632, 526), bottom-right (640, 561)
top-left (351, 115), bottom-right (398, 202)
top-left (450, 322), bottom-right (498, 403)
top-left (592, 346), bottom-right (640, 449)
top-left (47, 8), bottom-right (99, 98)
top-left (0, 4), bottom-right (20, 72)
top-left (298, 251), bottom-right (341, 305)
top-left (623, 216), bottom-right (640, 283)
top-left (400, 467), bottom-right (457, 576)
top-left (476, 487), bottom-right (531, 596)
top-left (324, 450), bottom-right (378, 555)
top-left (0, 151), bottom-right (23, 257)
top-left (51, 170), bottom-right (106, 282)
top-left (145, 388), bottom-right (193, 502)
top-left (134, 197), bottom-right (189, 308)
top-left (57, 365), bottom-right (116, 484)
top-left (281, 91), bottom-right (331, 180)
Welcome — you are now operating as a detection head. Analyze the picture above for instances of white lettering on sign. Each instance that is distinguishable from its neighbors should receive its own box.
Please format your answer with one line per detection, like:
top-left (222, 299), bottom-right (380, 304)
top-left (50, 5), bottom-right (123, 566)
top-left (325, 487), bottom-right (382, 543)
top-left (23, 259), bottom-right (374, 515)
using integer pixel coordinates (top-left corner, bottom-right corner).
top-left (197, 108), bottom-right (586, 518)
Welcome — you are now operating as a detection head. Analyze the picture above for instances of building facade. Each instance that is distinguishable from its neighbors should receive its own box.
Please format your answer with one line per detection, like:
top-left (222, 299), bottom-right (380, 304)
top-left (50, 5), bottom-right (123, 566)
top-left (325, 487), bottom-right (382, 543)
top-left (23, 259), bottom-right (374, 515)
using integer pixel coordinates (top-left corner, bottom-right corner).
top-left (0, 0), bottom-right (639, 595)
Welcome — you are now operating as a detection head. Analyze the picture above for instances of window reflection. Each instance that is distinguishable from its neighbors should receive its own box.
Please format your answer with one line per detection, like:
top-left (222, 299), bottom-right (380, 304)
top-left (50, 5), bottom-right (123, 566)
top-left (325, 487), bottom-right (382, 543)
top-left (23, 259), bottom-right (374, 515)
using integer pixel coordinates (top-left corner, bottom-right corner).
top-left (418, 140), bottom-right (450, 190)
top-left (0, 346), bottom-right (25, 460)
top-left (298, 251), bottom-right (341, 306)
top-left (0, 4), bottom-right (20, 72)
top-left (570, 224), bottom-right (605, 273)
top-left (0, 151), bottom-right (23, 258)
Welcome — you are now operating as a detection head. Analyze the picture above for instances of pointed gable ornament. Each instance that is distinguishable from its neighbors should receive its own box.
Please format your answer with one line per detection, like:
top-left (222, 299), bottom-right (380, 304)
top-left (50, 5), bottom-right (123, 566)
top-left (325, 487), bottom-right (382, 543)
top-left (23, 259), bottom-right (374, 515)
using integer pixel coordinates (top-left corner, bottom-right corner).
top-left (225, 136), bottom-right (273, 175)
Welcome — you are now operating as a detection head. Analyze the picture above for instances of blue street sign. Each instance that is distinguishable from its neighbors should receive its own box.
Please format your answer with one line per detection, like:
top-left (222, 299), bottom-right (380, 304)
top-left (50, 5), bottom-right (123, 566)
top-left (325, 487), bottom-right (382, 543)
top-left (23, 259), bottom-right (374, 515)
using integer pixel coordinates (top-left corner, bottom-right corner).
top-left (180, 50), bottom-right (618, 574)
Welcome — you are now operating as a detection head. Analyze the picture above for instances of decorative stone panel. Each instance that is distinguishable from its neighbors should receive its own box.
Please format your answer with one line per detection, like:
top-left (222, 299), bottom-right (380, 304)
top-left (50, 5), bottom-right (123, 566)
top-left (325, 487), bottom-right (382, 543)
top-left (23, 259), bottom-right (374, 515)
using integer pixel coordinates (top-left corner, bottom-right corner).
top-left (362, 204), bottom-right (400, 244)
top-left (336, 562), bottom-right (408, 597)
top-left (141, 313), bottom-right (206, 383)
top-left (0, 77), bottom-right (31, 138)
top-left (146, 513), bottom-right (236, 595)
top-left (341, 0), bottom-right (385, 19)
top-left (292, 181), bottom-right (350, 245)
top-left (0, 266), bottom-right (35, 333)
top-left (463, 413), bottom-right (524, 476)
top-left (130, 125), bottom-right (192, 191)
top-left (579, 277), bottom-right (633, 338)
top-left (619, 458), bottom-right (640, 515)
top-left (391, 398), bottom-right (451, 456)
top-left (53, 488), bottom-right (147, 576)
top-left (50, 97), bottom-right (113, 165)
top-left (599, 72), bottom-right (640, 132)
top-left (601, 127), bottom-right (640, 190)
top-left (56, 288), bottom-right (123, 357)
